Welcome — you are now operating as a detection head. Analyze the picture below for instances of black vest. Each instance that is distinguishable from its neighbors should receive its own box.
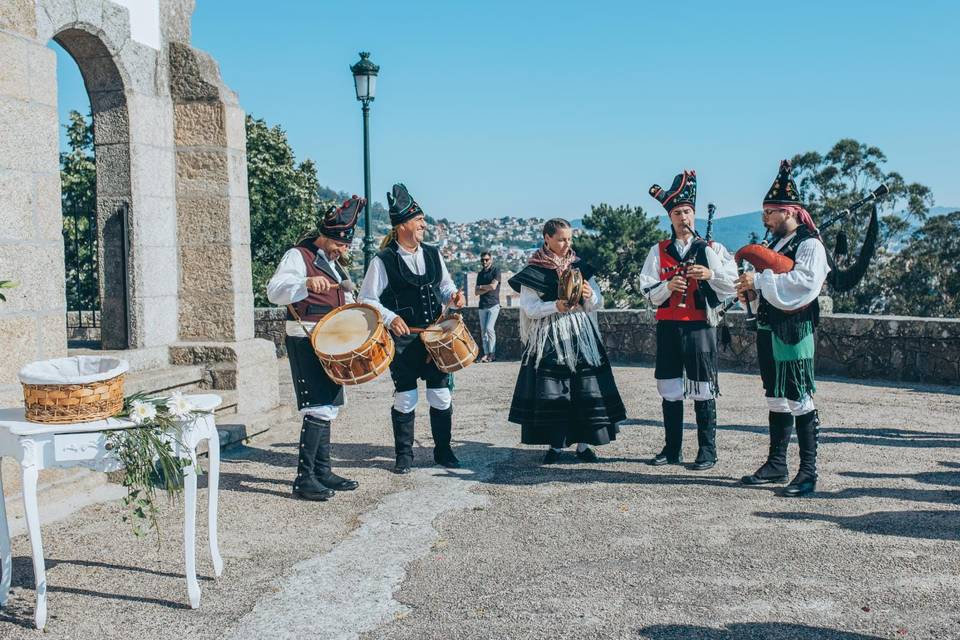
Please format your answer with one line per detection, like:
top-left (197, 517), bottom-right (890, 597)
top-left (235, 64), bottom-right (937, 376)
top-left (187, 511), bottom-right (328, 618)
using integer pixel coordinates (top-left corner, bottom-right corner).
top-left (757, 228), bottom-right (821, 330)
top-left (376, 242), bottom-right (444, 328)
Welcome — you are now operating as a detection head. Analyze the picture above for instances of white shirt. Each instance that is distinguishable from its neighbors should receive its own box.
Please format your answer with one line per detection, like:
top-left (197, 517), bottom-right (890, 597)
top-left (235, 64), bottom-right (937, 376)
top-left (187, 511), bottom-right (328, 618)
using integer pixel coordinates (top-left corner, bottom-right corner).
top-left (637, 237), bottom-right (738, 307)
top-left (359, 243), bottom-right (458, 326)
top-left (266, 246), bottom-right (355, 337)
top-left (518, 276), bottom-right (603, 320)
top-left (754, 232), bottom-right (830, 311)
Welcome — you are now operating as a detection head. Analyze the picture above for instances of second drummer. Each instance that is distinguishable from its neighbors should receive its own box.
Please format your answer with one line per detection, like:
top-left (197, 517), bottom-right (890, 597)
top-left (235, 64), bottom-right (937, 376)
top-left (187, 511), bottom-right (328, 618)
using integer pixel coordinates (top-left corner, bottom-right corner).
top-left (359, 183), bottom-right (465, 474)
top-left (266, 196), bottom-right (364, 501)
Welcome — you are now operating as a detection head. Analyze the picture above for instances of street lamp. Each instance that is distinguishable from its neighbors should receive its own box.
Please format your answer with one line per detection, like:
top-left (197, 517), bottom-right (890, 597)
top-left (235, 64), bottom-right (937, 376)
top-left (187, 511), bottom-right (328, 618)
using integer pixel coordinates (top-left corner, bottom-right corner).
top-left (350, 51), bottom-right (379, 272)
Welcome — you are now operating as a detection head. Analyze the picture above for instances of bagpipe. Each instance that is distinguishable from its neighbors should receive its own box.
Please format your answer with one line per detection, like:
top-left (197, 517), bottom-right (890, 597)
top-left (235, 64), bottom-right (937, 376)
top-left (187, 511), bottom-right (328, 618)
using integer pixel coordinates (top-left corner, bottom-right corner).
top-left (720, 184), bottom-right (888, 327)
top-left (733, 184), bottom-right (887, 291)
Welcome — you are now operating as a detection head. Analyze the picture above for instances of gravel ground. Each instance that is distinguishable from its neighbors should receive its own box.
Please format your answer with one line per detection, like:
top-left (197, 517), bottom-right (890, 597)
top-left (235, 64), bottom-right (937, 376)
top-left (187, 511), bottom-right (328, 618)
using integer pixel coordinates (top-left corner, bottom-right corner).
top-left (0, 361), bottom-right (957, 639)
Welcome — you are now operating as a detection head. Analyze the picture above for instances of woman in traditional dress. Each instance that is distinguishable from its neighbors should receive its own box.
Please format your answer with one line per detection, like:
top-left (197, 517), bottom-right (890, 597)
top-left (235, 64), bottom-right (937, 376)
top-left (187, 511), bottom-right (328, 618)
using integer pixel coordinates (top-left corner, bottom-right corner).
top-left (507, 218), bottom-right (627, 464)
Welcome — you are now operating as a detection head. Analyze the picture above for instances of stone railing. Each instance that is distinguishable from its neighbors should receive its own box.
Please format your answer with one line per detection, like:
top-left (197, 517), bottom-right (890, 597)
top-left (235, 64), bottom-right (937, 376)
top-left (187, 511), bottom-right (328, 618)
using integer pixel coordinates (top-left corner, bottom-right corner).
top-left (254, 307), bottom-right (960, 386)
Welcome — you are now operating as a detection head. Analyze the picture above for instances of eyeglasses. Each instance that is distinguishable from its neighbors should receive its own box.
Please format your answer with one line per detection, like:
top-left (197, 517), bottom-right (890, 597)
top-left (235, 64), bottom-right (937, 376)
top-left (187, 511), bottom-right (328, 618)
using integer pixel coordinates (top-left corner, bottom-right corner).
top-left (481, 258), bottom-right (491, 263)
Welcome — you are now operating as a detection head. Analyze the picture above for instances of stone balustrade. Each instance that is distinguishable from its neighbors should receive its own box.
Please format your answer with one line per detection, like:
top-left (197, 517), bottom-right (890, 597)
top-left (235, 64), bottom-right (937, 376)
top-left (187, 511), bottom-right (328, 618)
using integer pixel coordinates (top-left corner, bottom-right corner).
top-left (255, 306), bottom-right (960, 386)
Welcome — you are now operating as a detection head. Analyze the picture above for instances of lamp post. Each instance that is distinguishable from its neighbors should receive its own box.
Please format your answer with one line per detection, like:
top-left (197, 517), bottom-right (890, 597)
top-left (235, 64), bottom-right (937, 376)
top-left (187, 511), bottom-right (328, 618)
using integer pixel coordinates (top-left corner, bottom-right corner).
top-left (350, 51), bottom-right (379, 273)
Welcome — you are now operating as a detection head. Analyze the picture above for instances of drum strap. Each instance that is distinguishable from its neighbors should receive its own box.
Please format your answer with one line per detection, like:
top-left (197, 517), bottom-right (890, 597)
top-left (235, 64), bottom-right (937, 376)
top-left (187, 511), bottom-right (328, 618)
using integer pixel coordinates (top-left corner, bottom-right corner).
top-left (287, 304), bottom-right (312, 338)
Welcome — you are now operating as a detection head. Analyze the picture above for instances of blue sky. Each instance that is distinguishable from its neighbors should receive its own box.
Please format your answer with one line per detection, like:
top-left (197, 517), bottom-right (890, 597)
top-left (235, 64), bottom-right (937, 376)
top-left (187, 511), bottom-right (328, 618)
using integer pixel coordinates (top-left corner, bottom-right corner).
top-left (54, 0), bottom-right (959, 221)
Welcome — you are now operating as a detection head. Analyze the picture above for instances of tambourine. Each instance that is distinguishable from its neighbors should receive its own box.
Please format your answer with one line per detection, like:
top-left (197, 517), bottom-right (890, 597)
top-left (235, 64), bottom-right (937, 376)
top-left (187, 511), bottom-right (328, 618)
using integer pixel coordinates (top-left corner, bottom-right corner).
top-left (557, 268), bottom-right (584, 306)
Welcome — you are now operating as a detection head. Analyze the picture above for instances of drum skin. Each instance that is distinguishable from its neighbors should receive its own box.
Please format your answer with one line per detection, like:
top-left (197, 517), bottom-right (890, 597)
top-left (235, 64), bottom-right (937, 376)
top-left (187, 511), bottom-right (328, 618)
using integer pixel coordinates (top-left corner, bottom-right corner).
top-left (420, 314), bottom-right (479, 373)
top-left (310, 303), bottom-right (395, 385)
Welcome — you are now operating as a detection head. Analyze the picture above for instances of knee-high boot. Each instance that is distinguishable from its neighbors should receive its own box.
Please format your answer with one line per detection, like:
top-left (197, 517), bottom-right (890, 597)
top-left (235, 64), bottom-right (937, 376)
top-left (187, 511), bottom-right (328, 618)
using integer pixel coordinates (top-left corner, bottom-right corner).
top-left (391, 408), bottom-right (416, 474)
top-left (293, 416), bottom-right (335, 501)
top-left (430, 405), bottom-right (460, 468)
top-left (650, 399), bottom-right (684, 465)
top-left (691, 399), bottom-right (717, 470)
top-left (741, 411), bottom-right (794, 485)
top-left (783, 410), bottom-right (819, 497)
top-left (308, 415), bottom-right (359, 491)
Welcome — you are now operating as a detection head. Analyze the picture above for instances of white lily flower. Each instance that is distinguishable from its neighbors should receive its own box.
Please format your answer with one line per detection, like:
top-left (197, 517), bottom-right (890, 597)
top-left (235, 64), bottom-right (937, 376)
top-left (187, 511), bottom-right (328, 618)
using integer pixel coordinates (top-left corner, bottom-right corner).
top-left (129, 400), bottom-right (158, 425)
top-left (165, 391), bottom-right (194, 418)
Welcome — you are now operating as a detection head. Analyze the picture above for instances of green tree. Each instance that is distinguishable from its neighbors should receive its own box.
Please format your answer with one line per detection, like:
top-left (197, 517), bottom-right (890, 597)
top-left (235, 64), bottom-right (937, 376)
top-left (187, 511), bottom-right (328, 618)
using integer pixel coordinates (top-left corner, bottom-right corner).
top-left (790, 139), bottom-right (933, 313)
top-left (246, 115), bottom-right (326, 306)
top-left (60, 110), bottom-right (98, 311)
top-left (574, 203), bottom-right (662, 308)
top-left (876, 211), bottom-right (960, 317)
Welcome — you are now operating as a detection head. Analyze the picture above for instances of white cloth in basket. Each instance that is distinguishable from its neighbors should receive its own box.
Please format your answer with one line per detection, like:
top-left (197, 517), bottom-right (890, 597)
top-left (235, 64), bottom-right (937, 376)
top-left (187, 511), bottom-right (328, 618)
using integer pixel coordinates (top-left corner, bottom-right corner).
top-left (18, 356), bottom-right (129, 385)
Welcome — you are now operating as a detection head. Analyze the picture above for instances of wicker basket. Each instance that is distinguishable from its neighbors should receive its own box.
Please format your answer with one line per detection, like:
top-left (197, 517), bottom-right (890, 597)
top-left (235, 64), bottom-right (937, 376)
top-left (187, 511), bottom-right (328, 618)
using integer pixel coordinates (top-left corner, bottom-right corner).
top-left (19, 357), bottom-right (128, 424)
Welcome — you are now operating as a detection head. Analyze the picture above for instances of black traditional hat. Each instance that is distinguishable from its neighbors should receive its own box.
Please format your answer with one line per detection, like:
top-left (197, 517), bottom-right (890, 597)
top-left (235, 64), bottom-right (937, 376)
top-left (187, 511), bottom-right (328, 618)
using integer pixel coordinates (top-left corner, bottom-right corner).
top-left (763, 160), bottom-right (803, 206)
top-left (320, 195), bottom-right (364, 243)
top-left (649, 170), bottom-right (697, 213)
top-left (387, 183), bottom-right (424, 226)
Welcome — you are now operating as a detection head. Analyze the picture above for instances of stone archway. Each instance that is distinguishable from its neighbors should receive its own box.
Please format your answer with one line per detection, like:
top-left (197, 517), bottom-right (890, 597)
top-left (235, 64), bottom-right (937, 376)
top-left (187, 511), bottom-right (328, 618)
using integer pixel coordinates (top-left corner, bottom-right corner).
top-left (0, 0), bottom-right (277, 415)
top-left (54, 27), bottom-right (131, 349)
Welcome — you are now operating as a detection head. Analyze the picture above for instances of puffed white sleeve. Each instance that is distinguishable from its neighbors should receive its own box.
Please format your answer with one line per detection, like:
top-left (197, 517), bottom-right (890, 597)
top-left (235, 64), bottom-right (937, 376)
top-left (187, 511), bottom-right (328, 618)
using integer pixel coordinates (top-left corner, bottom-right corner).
top-left (638, 244), bottom-right (671, 307)
top-left (437, 253), bottom-right (458, 303)
top-left (754, 238), bottom-right (830, 311)
top-left (704, 242), bottom-right (738, 298)
top-left (359, 255), bottom-right (398, 325)
top-left (582, 276), bottom-right (604, 312)
top-left (266, 249), bottom-right (309, 306)
top-left (520, 285), bottom-right (559, 320)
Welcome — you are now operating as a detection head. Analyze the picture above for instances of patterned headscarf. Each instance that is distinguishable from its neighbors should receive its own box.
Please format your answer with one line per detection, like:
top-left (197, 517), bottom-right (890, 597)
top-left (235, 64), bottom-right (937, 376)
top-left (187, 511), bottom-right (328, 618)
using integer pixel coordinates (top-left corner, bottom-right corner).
top-left (774, 204), bottom-right (820, 237)
top-left (527, 244), bottom-right (577, 276)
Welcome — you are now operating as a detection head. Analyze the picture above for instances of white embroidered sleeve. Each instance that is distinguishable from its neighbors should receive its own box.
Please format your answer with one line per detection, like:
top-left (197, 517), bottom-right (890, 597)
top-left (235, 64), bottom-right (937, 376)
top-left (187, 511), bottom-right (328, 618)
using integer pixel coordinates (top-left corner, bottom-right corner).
top-left (266, 249), bottom-right (309, 306)
top-left (705, 242), bottom-right (738, 298)
top-left (755, 238), bottom-right (830, 311)
top-left (520, 285), bottom-right (559, 320)
top-left (582, 276), bottom-right (604, 312)
top-left (639, 244), bottom-right (671, 306)
top-left (359, 256), bottom-right (398, 325)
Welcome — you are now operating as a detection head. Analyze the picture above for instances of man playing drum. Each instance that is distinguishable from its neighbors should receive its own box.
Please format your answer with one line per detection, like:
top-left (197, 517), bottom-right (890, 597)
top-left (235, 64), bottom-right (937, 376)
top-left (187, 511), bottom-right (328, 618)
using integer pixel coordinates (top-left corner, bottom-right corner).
top-left (359, 184), bottom-right (466, 474)
top-left (266, 196), bottom-right (364, 501)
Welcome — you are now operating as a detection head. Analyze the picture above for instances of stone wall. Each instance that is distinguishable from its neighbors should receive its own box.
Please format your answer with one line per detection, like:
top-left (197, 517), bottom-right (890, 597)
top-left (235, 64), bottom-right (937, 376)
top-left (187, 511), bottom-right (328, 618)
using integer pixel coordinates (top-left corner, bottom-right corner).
top-left (254, 306), bottom-right (960, 386)
top-left (255, 307), bottom-right (287, 357)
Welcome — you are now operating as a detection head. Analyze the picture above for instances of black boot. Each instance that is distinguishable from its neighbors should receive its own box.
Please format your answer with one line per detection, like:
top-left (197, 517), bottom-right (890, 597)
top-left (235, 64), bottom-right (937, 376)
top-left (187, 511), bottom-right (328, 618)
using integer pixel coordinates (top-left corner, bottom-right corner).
top-left (741, 412), bottom-right (794, 485)
top-left (391, 408), bottom-right (416, 474)
top-left (293, 417), bottom-right (335, 501)
top-left (783, 410), bottom-right (819, 497)
top-left (650, 399), bottom-right (684, 465)
top-left (691, 399), bottom-right (717, 470)
top-left (308, 415), bottom-right (359, 491)
top-left (430, 405), bottom-right (460, 468)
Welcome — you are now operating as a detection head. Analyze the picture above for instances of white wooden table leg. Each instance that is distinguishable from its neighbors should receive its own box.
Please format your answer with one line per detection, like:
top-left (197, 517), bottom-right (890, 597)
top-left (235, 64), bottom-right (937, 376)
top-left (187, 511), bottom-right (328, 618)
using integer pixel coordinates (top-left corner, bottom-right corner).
top-left (21, 463), bottom-right (46, 629)
top-left (0, 462), bottom-right (11, 607)
top-left (183, 458), bottom-right (200, 609)
top-left (206, 425), bottom-right (223, 577)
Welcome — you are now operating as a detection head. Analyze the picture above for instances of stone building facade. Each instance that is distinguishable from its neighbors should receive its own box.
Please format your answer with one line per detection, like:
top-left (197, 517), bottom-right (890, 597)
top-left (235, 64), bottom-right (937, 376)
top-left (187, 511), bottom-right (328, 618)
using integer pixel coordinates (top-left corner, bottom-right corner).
top-left (0, 0), bottom-right (277, 412)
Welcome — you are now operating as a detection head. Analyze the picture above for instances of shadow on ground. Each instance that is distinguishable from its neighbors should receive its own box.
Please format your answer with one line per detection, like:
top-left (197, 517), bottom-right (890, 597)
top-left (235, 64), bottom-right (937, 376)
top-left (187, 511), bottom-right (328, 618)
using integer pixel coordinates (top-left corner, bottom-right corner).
top-left (637, 622), bottom-right (888, 639)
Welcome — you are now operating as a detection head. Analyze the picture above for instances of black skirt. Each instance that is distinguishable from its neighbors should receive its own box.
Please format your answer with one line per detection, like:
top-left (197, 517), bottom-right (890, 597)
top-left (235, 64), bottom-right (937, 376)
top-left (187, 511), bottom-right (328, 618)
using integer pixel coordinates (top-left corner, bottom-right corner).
top-left (508, 334), bottom-right (626, 446)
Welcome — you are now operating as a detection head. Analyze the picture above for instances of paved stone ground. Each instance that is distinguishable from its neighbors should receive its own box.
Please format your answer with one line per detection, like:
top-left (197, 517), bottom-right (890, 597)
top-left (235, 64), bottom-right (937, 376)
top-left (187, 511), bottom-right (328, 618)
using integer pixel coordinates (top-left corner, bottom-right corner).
top-left (0, 362), bottom-right (958, 639)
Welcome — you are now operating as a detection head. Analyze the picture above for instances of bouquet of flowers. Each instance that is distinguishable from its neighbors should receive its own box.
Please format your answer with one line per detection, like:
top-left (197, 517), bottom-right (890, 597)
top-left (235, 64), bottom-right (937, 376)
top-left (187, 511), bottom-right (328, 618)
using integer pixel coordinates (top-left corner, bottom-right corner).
top-left (107, 392), bottom-right (208, 547)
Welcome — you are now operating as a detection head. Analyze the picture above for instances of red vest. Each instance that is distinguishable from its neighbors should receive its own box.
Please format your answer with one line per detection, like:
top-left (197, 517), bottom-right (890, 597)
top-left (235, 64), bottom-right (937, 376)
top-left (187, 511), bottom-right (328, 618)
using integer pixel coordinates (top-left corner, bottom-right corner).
top-left (655, 240), bottom-right (707, 322)
top-left (289, 245), bottom-right (346, 322)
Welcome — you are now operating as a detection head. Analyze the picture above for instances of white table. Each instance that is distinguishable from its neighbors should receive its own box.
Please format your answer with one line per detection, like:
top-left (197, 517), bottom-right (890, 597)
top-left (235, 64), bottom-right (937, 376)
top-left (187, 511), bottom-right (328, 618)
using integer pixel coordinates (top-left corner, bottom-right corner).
top-left (0, 393), bottom-right (223, 630)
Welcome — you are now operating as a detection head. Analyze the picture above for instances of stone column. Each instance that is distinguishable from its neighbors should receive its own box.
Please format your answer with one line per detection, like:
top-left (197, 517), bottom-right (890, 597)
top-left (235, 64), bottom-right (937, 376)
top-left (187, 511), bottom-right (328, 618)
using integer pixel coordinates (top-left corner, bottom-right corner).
top-left (168, 42), bottom-right (277, 414)
top-left (0, 9), bottom-right (66, 406)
